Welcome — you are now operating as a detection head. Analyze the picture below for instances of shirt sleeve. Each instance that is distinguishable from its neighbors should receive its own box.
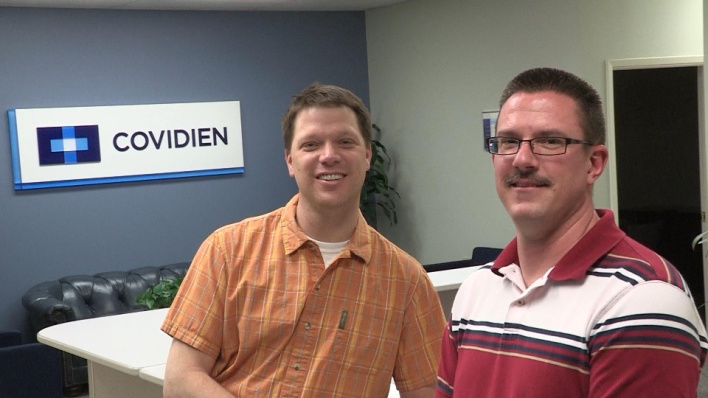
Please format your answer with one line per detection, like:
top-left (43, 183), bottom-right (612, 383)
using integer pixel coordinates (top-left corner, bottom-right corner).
top-left (435, 319), bottom-right (457, 398)
top-left (393, 268), bottom-right (448, 392)
top-left (588, 280), bottom-right (708, 398)
top-left (161, 230), bottom-right (230, 359)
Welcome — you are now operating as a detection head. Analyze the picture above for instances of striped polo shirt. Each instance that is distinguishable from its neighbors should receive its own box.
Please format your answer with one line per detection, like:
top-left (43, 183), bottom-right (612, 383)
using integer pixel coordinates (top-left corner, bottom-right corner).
top-left (437, 209), bottom-right (708, 398)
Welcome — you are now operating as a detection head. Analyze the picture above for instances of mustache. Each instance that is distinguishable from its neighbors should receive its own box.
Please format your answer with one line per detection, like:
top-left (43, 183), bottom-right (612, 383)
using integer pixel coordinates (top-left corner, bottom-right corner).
top-left (504, 171), bottom-right (552, 186)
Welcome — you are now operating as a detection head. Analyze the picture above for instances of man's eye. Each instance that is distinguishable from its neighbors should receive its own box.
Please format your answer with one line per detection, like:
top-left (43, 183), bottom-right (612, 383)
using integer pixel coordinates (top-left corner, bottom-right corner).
top-left (538, 138), bottom-right (563, 146)
top-left (302, 142), bottom-right (318, 149)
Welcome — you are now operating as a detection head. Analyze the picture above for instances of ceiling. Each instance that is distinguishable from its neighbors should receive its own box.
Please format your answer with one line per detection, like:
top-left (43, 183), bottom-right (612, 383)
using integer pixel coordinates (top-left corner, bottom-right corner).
top-left (0, 0), bottom-right (407, 11)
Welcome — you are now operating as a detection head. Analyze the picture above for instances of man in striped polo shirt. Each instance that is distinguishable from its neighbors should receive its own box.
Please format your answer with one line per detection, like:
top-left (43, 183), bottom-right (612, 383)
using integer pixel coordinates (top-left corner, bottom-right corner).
top-left (436, 67), bottom-right (708, 397)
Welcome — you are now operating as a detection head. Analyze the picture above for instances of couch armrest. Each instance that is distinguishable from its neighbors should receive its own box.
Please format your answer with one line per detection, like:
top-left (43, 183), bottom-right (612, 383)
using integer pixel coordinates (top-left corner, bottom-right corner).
top-left (22, 281), bottom-right (75, 334)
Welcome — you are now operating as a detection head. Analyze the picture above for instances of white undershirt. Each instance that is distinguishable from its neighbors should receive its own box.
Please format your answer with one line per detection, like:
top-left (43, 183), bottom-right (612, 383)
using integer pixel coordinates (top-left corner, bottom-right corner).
top-left (308, 237), bottom-right (348, 268)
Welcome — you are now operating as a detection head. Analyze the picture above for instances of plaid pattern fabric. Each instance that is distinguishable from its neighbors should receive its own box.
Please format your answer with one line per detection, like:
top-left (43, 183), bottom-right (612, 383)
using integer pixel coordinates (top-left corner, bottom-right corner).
top-left (162, 194), bottom-right (446, 397)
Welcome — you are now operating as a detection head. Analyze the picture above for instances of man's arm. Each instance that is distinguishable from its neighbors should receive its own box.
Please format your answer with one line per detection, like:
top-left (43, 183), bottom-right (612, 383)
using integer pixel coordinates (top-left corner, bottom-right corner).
top-left (400, 385), bottom-right (436, 398)
top-left (163, 339), bottom-right (233, 398)
top-left (395, 268), bottom-right (447, 397)
top-left (588, 282), bottom-right (707, 397)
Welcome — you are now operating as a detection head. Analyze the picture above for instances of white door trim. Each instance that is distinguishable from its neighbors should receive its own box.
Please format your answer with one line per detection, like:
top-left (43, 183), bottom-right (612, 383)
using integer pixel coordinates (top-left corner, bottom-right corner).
top-left (605, 56), bottom-right (706, 319)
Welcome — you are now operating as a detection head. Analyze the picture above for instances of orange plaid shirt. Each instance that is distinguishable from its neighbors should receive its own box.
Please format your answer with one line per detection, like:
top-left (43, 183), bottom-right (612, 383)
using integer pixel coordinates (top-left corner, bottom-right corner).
top-left (162, 194), bottom-right (446, 397)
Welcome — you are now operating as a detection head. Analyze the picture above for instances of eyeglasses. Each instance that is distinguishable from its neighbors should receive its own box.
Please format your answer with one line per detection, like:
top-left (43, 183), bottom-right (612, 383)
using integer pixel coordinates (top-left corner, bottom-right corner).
top-left (486, 137), bottom-right (594, 156)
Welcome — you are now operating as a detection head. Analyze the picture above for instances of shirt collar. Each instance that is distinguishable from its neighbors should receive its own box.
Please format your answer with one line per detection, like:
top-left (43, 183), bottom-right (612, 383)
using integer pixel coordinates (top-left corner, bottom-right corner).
top-left (492, 209), bottom-right (625, 281)
top-left (281, 194), bottom-right (373, 264)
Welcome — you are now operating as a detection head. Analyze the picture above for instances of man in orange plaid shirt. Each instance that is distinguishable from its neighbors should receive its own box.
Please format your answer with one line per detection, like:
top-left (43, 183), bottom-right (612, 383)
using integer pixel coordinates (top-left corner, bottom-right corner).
top-left (162, 83), bottom-right (446, 397)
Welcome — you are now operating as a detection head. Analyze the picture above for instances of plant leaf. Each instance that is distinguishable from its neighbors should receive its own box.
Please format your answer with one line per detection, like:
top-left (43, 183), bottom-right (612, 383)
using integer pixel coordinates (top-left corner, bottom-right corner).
top-left (692, 230), bottom-right (708, 251)
top-left (135, 277), bottom-right (184, 309)
top-left (360, 125), bottom-right (399, 226)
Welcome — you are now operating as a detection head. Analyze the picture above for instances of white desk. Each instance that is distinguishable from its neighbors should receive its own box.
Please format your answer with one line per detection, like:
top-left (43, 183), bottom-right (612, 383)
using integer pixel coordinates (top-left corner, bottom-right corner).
top-left (37, 266), bottom-right (472, 398)
top-left (428, 266), bottom-right (477, 291)
top-left (38, 308), bottom-right (169, 398)
top-left (138, 363), bottom-right (165, 386)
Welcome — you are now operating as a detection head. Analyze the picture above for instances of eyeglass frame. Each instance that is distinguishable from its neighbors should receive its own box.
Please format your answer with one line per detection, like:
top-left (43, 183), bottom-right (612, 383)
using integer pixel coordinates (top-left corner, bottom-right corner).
top-left (485, 136), bottom-right (594, 156)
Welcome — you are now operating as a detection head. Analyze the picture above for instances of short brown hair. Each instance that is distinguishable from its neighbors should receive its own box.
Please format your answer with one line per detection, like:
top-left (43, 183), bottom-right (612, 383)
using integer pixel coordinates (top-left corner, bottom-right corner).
top-left (281, 83), bottom-right (372, 150)
top-left (499, 67), bottom-right (606, 145)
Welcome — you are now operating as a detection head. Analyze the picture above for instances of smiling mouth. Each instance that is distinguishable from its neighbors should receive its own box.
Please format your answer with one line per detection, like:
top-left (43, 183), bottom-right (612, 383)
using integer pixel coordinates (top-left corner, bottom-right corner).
top-left (512, 180), bottom-right (546, 188)
top-left (318, 174), bottom-right (344, 181)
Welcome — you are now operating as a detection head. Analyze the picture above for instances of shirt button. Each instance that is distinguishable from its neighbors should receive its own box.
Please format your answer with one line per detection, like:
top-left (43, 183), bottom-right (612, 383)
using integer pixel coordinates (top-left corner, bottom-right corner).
top-left (315, 284), bottom-right (321, 290)
top-left (304, 322), bottom-right (311, 330)
top-left (294, 363), bottom-right (300, 370)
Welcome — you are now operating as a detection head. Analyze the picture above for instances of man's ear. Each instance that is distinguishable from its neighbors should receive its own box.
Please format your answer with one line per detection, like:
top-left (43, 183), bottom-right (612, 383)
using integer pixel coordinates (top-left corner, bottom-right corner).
top-left (285, 149), bottom-right (295, 177)
top-left (587, 144), bottom-right (609, 184)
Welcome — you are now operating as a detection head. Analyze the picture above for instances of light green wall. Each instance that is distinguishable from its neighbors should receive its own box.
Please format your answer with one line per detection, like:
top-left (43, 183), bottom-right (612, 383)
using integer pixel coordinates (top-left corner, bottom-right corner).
top-left (366, 0), bottom-right (702, 264)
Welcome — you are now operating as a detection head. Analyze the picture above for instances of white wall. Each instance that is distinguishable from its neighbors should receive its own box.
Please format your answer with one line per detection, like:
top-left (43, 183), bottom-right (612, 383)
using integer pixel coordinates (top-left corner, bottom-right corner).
top-left (366, 0), bottom-right (702, 265)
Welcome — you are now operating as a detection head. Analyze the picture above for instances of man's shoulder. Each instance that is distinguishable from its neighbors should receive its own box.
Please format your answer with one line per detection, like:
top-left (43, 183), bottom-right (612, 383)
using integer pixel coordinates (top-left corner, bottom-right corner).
top-left (360, 230), bottom-right (433, 287)
top-left (458, 262), bottom-right (501, 284)
top-left (367, 229), bottom-right (420, 265)
top-left (210, 206), bottom-right (286, 236)
top-left (597, 236), bottom-right (689, 290)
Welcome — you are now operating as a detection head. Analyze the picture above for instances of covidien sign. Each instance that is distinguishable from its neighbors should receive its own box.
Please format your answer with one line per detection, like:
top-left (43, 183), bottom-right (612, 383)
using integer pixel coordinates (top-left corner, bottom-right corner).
top-left (8, 101), bottom-right (244, 190)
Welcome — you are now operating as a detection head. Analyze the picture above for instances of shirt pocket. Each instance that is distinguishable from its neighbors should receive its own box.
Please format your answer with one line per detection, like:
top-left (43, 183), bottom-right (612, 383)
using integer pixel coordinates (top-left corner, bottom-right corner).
top-left (331, 305), bottom-right (400, 374)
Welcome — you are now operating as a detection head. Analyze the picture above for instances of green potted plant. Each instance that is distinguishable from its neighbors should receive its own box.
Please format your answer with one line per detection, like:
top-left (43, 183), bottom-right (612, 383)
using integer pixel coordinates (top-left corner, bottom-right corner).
top-left (135, 277), bottom-right (183, 310)
top-left (360, 124), bottom-right (400, 227)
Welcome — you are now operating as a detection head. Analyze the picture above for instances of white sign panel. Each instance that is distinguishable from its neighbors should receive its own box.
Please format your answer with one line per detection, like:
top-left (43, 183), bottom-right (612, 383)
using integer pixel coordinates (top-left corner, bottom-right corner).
top-left (8, 101), bottom-right (244, 190)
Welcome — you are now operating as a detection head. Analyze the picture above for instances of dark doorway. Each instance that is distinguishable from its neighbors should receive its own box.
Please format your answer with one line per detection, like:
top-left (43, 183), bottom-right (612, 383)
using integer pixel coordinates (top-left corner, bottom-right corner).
top-left (613, 66), bottom-right (704, 316)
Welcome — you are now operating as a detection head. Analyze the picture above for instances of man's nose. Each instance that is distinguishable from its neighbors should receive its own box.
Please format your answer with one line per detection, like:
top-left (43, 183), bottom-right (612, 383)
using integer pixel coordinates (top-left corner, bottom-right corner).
top-left (512, 140), bottom-right (539, 168)
top-left (320, 142), bottom-right (340, 163)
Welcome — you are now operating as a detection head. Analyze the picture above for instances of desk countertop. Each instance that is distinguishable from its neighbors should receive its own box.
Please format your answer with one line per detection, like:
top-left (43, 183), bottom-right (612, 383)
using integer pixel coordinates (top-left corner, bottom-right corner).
top-left (38, 308), bottom-right (170, 375)
top-left (428, 266), bottom-right (477, 291)
top-left (138, 364), bottom-right (165, 386)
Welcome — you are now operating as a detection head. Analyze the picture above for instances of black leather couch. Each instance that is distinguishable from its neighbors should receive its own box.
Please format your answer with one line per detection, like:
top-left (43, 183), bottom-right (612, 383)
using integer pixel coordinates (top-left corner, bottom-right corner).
top-left (21, 262), bottom-right (190, 397)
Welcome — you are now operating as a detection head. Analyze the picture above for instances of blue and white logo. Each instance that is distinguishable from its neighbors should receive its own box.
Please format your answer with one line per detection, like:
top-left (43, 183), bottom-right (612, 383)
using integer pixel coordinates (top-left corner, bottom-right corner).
top-left (37, 125), bottom-right (101, 165)
top-left (10, 102), bottom-right (243, 190)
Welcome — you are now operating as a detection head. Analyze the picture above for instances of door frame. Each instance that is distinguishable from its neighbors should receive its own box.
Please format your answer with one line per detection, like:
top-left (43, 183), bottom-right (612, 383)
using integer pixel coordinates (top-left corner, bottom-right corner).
top-left (605, 56), bottom-right (706, 318)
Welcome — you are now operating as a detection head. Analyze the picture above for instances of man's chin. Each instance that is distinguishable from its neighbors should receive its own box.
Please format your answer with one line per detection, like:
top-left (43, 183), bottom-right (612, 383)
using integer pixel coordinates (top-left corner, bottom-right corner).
top-left (312, 193), bottom-right (357, 211)
top-left (505, 203), bottom-right (546, 221)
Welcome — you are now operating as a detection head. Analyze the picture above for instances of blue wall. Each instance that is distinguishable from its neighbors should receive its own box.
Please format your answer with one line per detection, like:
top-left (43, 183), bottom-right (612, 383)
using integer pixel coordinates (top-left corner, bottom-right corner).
top-left (0, 8), bottom-right (370, 339)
